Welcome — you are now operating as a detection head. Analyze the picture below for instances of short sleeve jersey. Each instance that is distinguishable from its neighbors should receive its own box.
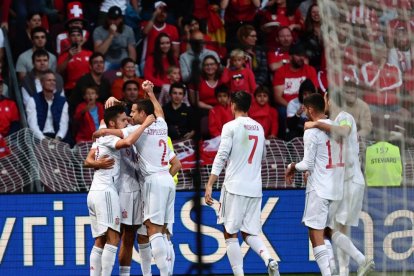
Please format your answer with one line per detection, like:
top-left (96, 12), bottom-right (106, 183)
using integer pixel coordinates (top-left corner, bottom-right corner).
top-left (122, 117), bottom-right (174, 177)
top-left (90, 135), bottom-right (121, 191)
top-left (211, 116), bottom-right (265, 198)
top-left (295, 119), bottom-right (345, 200)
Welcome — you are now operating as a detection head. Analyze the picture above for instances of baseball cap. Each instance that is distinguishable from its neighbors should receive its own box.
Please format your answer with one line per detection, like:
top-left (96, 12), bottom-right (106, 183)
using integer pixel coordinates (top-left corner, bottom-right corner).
top-left (154, 1), bottom-right (167, 9)
top-left (107, 6), bottom-right (123, 19)
top-left (68, 26), bottom-right (83, 35)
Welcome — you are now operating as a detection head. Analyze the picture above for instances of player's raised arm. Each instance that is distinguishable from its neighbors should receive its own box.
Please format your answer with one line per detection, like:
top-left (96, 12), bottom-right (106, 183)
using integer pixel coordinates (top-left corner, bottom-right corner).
top-left (115, 114), bottom-right (155, 149)
top-left (84, 148), bottom-right (115, 169)
top-left (142, 80), bottom-right (164, 118)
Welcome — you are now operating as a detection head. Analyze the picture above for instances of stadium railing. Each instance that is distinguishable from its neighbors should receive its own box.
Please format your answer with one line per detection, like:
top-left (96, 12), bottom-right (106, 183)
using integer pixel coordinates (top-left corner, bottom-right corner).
top-left (1, 128), bottom-right (413, 193)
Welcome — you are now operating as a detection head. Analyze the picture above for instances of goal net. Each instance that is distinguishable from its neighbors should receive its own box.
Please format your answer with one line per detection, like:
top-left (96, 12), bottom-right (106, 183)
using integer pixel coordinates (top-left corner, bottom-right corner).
top-left (318, 0), bottom-right (414, 273)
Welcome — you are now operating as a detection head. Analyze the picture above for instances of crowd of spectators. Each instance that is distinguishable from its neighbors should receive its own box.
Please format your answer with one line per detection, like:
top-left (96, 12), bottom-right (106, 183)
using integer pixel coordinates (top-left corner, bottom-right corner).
top-left (0, 0), bottom-right (413, 147)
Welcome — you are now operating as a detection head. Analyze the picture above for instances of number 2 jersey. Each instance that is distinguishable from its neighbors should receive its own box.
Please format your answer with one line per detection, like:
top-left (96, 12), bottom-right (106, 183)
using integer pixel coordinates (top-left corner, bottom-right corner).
top-left (121, 117), bottom-right (173, 178)
top-left (296, 119), bottom-right (345, 200)
top-left (211, 116), bottom-right (266, 198)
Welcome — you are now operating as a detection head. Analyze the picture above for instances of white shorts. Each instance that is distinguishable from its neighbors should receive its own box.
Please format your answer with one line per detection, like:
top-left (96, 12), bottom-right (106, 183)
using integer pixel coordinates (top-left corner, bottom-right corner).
top-left (333, 181), bottom-right (365, 227)
top-left (119, 190), bottom-right (143, 226)
top-left (87, 188), bottom-right (121, 238)
top-left (143, 172), bottom-right (175, 226)
top-left (218, 186), bottom-right (262, 235)
top-left (302, 190), bottom-right (335, 230)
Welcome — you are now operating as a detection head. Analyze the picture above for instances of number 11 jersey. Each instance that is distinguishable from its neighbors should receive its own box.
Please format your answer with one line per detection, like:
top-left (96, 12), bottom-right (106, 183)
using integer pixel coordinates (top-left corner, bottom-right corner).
top-left (211, 116), bottom-right (266, 198)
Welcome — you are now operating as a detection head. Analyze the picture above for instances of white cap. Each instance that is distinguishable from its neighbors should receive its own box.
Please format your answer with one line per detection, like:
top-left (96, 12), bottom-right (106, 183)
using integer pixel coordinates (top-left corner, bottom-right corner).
top-left (154, 1), bottom-right (167, 9)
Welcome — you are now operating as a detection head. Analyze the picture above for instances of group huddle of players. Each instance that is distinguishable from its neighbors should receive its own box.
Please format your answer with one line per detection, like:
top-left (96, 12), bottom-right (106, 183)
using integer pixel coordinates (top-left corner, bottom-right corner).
top-left (84, 80), bottom-right (375, 276)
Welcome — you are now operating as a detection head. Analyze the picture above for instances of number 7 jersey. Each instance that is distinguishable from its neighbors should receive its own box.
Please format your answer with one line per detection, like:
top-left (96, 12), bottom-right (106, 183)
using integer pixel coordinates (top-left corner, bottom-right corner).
top-left (211, 116), bottom-right (266, 198)
top-left (121, 117), bottom-right (173, 178)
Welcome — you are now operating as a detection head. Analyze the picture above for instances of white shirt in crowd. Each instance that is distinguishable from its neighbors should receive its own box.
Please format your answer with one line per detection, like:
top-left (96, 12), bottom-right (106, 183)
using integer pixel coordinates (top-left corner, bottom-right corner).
top-left (295, 119), bottom-right (345, 200)
top-left (25, 96), bottom-right (69, 140)
top-left (211, 116), bottom-right (266, 198)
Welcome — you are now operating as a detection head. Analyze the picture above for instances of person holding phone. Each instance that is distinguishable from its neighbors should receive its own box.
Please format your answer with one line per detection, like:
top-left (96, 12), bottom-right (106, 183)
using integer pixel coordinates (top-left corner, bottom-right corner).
top-left (57, 26), bottom-right (93, 98)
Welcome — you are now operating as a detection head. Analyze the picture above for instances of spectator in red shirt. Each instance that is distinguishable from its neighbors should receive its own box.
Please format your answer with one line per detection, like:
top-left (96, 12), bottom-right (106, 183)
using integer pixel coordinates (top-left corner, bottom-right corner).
top-left (73, 86), bottom-right (104, 143)
top-left (221, 0), bottom-right (261, 49)
top-left (189, 55), bottom-right (224, 113)
top-left (272, 42), bottom-right (318, 139)
top-left (260, 0), bottom-right (303, 50)
top-left (249, 86), bottom-right (278, 139)
top-left (141, 1), bottom-right (180, 69)
top-left (0, 76), bottom-right (19, 137)
top-left (57, 27), bottom-right (92, 98)
top-left (267, 26), bottom-right (293, 73)
top-left (144, 32), bottom-right (178, 91)
top-left (208, 84), bottom-right (233, 138)
top-left (112, 57), bottom-right (144, 100)
top-left (222, 49), bottom-right (257, 95)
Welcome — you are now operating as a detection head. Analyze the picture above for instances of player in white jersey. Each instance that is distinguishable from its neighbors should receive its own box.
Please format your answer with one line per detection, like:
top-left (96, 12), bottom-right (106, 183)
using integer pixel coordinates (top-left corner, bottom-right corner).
top-left (304, 89), bottom-right (375, 276)
top-left (205, 91), bottom-right (280, 276)
top-left (96, 80), bottom-right (181, 276)
top-left (86, 123), bottom-right (143, 276)
top-left (85, 105), bottom-right (155, 276)
top-left (285, 93), bottom-right (345, 276)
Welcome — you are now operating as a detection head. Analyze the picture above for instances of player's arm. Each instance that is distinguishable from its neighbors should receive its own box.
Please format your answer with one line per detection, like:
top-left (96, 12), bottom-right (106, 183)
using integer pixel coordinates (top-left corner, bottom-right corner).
top-left (115, 115), bottom-right (155, 149)
top-left (205, 125), bottom-right (232, 205)
top-left (142, 80), bottom-right (164, 118)
top-left (169, 156), bottom-right (182, 177)
top-left (304, 121), bottom-right (351, 138)
top-left (84, 148), bottom-right (115, 169)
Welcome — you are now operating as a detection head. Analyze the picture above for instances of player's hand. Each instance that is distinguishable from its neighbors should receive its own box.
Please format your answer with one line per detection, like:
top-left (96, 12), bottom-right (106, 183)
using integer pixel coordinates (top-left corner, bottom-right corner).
top-left (304, 121), bottom-right (317, 130)
top-left (96, 155), bottom-right (115, 169)
top-left (285, 163), bottom-right (295, 185)
top-left (92, 129), bottom-right (106, 140)
top-left (303, 171), bottom-right (310, 185)
top-left (142, 80), bottom-right (155, 97)
top-left (105, 97), bottom-right (121, 109)
top-left (204, 185), bottom-right (214, 206)
top-left (142, 114), bottom-right (156, 127)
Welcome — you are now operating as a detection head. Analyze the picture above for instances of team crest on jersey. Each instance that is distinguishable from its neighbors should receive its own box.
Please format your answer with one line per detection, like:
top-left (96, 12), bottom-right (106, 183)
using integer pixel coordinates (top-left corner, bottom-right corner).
top-left (122, 210), bottom-right (128, 218)
top-left (115, 217), bottom-right (120, 225)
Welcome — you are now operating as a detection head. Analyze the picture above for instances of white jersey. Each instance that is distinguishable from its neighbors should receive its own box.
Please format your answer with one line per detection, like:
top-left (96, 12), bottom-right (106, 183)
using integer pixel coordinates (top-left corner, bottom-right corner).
top-left (335, 111), bottom-right (365, 185)
top-left (119, 146), bottom-right (140, 193)
top-left (211, 116), bottom-right (266, 198)
top-left (295, 119), bottom-right (345, 200)
top-left (122, 117), bottom-right (174, 178)
top-left (90, 135), bottom-right (121, 191)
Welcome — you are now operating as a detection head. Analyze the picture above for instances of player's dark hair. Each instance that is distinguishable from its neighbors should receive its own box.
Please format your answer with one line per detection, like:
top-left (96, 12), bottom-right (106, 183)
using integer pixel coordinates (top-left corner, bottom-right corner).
top-left (215, 84), bottom-right (229, 98)
top-left (231, 91), bottom-right (251, 112)
top-left (298, 79), bottom-right (316, 103)
top-left (169, 82), bottom-right (186, 95)
top-left (104, 105), bottom-right (125, 126)
top-left (136, 99), bottom-right (154, 116)
top-left (303, 93), bottom-right (325, 113)
top-left (122, 80), bottom-right (139, 92)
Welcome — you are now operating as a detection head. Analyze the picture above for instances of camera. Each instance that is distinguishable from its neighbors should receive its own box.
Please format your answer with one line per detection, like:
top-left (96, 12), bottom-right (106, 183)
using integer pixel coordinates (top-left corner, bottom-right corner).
top-left (71, 42), bottom-right (78, 49)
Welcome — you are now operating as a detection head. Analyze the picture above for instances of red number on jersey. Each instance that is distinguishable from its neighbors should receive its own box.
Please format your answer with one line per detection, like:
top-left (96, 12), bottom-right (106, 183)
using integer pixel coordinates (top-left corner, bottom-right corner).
top-left (159, 139), bottom-right (168, 166)
top-left (326, 140), bottom-right (345, 169)
top-left (248, 135), bottom-right (258, 164)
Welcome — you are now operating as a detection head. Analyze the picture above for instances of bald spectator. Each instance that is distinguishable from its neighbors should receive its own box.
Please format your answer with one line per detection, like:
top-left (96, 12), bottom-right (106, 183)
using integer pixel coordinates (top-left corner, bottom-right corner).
top-left (25, 70), bottom-right (69, 141)
top-left (179, 31), bottom-right (220, 83)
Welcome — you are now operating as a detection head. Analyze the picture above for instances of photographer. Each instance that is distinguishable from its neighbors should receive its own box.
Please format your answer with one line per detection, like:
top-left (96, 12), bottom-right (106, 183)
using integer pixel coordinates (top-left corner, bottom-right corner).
top-left (57, 27), bottom-right (93, 99)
